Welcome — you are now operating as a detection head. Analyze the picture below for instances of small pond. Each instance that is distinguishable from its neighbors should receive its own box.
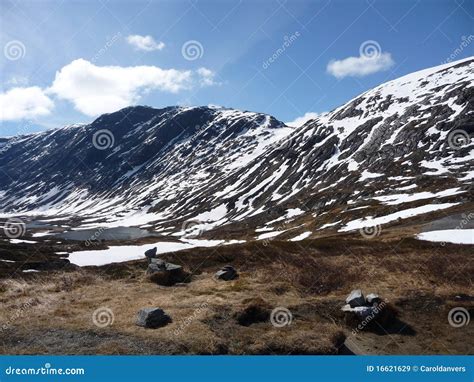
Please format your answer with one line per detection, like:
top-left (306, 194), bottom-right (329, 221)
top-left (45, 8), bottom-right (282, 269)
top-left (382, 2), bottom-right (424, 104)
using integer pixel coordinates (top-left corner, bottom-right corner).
top-left (57, 227), bottom-right (159, 241)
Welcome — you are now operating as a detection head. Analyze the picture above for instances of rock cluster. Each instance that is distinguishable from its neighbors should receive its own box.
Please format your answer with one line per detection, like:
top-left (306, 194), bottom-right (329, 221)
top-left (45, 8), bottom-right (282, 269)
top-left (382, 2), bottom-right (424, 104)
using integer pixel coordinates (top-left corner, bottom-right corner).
top-left (341, 289), bottom-right (384, 321)
top-left (138, 248), bottom-right (240, 327)
top-left (147, 258), bottom-right (188, 286)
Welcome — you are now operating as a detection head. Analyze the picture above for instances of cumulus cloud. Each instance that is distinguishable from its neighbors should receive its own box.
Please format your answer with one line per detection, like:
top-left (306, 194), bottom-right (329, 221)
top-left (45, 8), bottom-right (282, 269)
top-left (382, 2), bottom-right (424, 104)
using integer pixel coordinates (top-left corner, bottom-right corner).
top-left (196, 67), bottom-right (220, 86)
top-left (48, 59), bottom-right (216, 116)
top-left (126, 35), bottom-right (165, 51)
top-left (286, 112), bottom-right (319, 127)
top-left (327, 52), bottom-right (394, 79)
top-left (0, 87), bottom-right (54, 121)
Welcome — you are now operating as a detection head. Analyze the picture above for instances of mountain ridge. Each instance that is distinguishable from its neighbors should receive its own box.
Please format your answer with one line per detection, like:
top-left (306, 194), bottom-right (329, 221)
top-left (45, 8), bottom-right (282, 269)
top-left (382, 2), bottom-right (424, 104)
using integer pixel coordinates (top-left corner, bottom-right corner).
top-left (0, 57), bottom-right (473, 241)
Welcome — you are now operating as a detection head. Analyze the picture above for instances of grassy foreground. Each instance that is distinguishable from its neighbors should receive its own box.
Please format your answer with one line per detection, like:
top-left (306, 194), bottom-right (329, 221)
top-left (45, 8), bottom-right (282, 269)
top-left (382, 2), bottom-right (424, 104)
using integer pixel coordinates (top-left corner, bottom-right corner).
top-left (0, 237), bottom-right (472, 355)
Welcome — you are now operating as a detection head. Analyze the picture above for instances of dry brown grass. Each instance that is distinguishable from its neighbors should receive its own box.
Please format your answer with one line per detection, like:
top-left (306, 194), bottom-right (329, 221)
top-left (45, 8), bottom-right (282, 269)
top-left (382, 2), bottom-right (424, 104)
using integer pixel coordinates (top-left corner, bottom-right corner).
top-left (0, 236), bottom-right (472, 354)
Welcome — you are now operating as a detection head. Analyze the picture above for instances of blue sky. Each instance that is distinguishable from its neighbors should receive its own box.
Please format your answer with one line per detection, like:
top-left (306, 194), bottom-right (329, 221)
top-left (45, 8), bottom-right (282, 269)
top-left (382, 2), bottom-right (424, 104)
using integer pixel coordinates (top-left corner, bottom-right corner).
top-left (1, 0), bottom-right (473, 136)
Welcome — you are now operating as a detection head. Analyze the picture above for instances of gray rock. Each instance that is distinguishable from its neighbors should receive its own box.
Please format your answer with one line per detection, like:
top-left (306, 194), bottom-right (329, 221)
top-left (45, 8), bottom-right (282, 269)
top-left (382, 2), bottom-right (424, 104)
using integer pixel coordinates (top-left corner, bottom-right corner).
top-left (215, 265), bottom-right (238, 281)
top-left (144, 247), bottom-right (158, 262)
top-left (136, 308), bottom-right (171, 329)
top-left (366, 293), bottom-right (381, 305)
top-left (148, 258), bottom-right (167, 270)
top-left (147, 261), bottom-right (187, 285)
top-left (345, 289), bottom-right (366, 308)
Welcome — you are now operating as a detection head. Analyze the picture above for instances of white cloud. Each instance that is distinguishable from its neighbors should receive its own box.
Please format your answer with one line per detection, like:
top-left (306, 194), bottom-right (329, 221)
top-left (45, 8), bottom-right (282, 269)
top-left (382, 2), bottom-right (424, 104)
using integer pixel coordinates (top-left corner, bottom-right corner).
top-left (0, 86), bottom-right (54, 121)
top-left (126, 35), bottom-right (165, 51)
top-left (327, 52), bottom-right (394, 79)
top-left (286, 112), bottom-right (319, 127)
top-left (48, 59), bottom-right (217, 116)
top-left (197, 67), bottom-right (220, 86)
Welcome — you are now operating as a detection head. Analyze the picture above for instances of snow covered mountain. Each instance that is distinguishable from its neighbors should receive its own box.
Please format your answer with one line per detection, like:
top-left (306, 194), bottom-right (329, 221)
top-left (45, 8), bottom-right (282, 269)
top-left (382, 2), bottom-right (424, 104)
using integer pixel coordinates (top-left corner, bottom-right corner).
top-left (0, 57), bottom-right (473, 240)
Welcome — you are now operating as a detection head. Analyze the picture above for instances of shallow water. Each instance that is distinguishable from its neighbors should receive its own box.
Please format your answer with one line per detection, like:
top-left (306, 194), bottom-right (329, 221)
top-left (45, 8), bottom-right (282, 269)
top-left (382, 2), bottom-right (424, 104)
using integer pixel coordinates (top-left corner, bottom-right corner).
top-left (57, 226), bottom-right (159, 241)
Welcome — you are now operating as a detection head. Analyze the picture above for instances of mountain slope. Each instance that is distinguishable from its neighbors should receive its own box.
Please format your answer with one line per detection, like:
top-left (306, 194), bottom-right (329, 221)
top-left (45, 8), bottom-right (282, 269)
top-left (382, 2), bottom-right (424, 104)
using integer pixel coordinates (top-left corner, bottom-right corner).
top-left (0, 57), bottom-right (473, 239)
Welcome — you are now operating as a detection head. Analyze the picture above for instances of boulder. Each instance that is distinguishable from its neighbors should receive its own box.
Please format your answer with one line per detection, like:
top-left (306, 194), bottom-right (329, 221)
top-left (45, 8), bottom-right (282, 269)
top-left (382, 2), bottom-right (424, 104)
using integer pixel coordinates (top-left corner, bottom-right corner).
top-left (345, 289), bottom-right (366, 307)
top-left (144, 247), bottom-right (158, 262)
top-left (215, 265), bottom-right (238, 281)
top-left (342, 291), bottom-right (397, 330)
top-left (147, 260), bottom-right (188, 286)
top-left (136, 308), bottom-right (171, 329)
